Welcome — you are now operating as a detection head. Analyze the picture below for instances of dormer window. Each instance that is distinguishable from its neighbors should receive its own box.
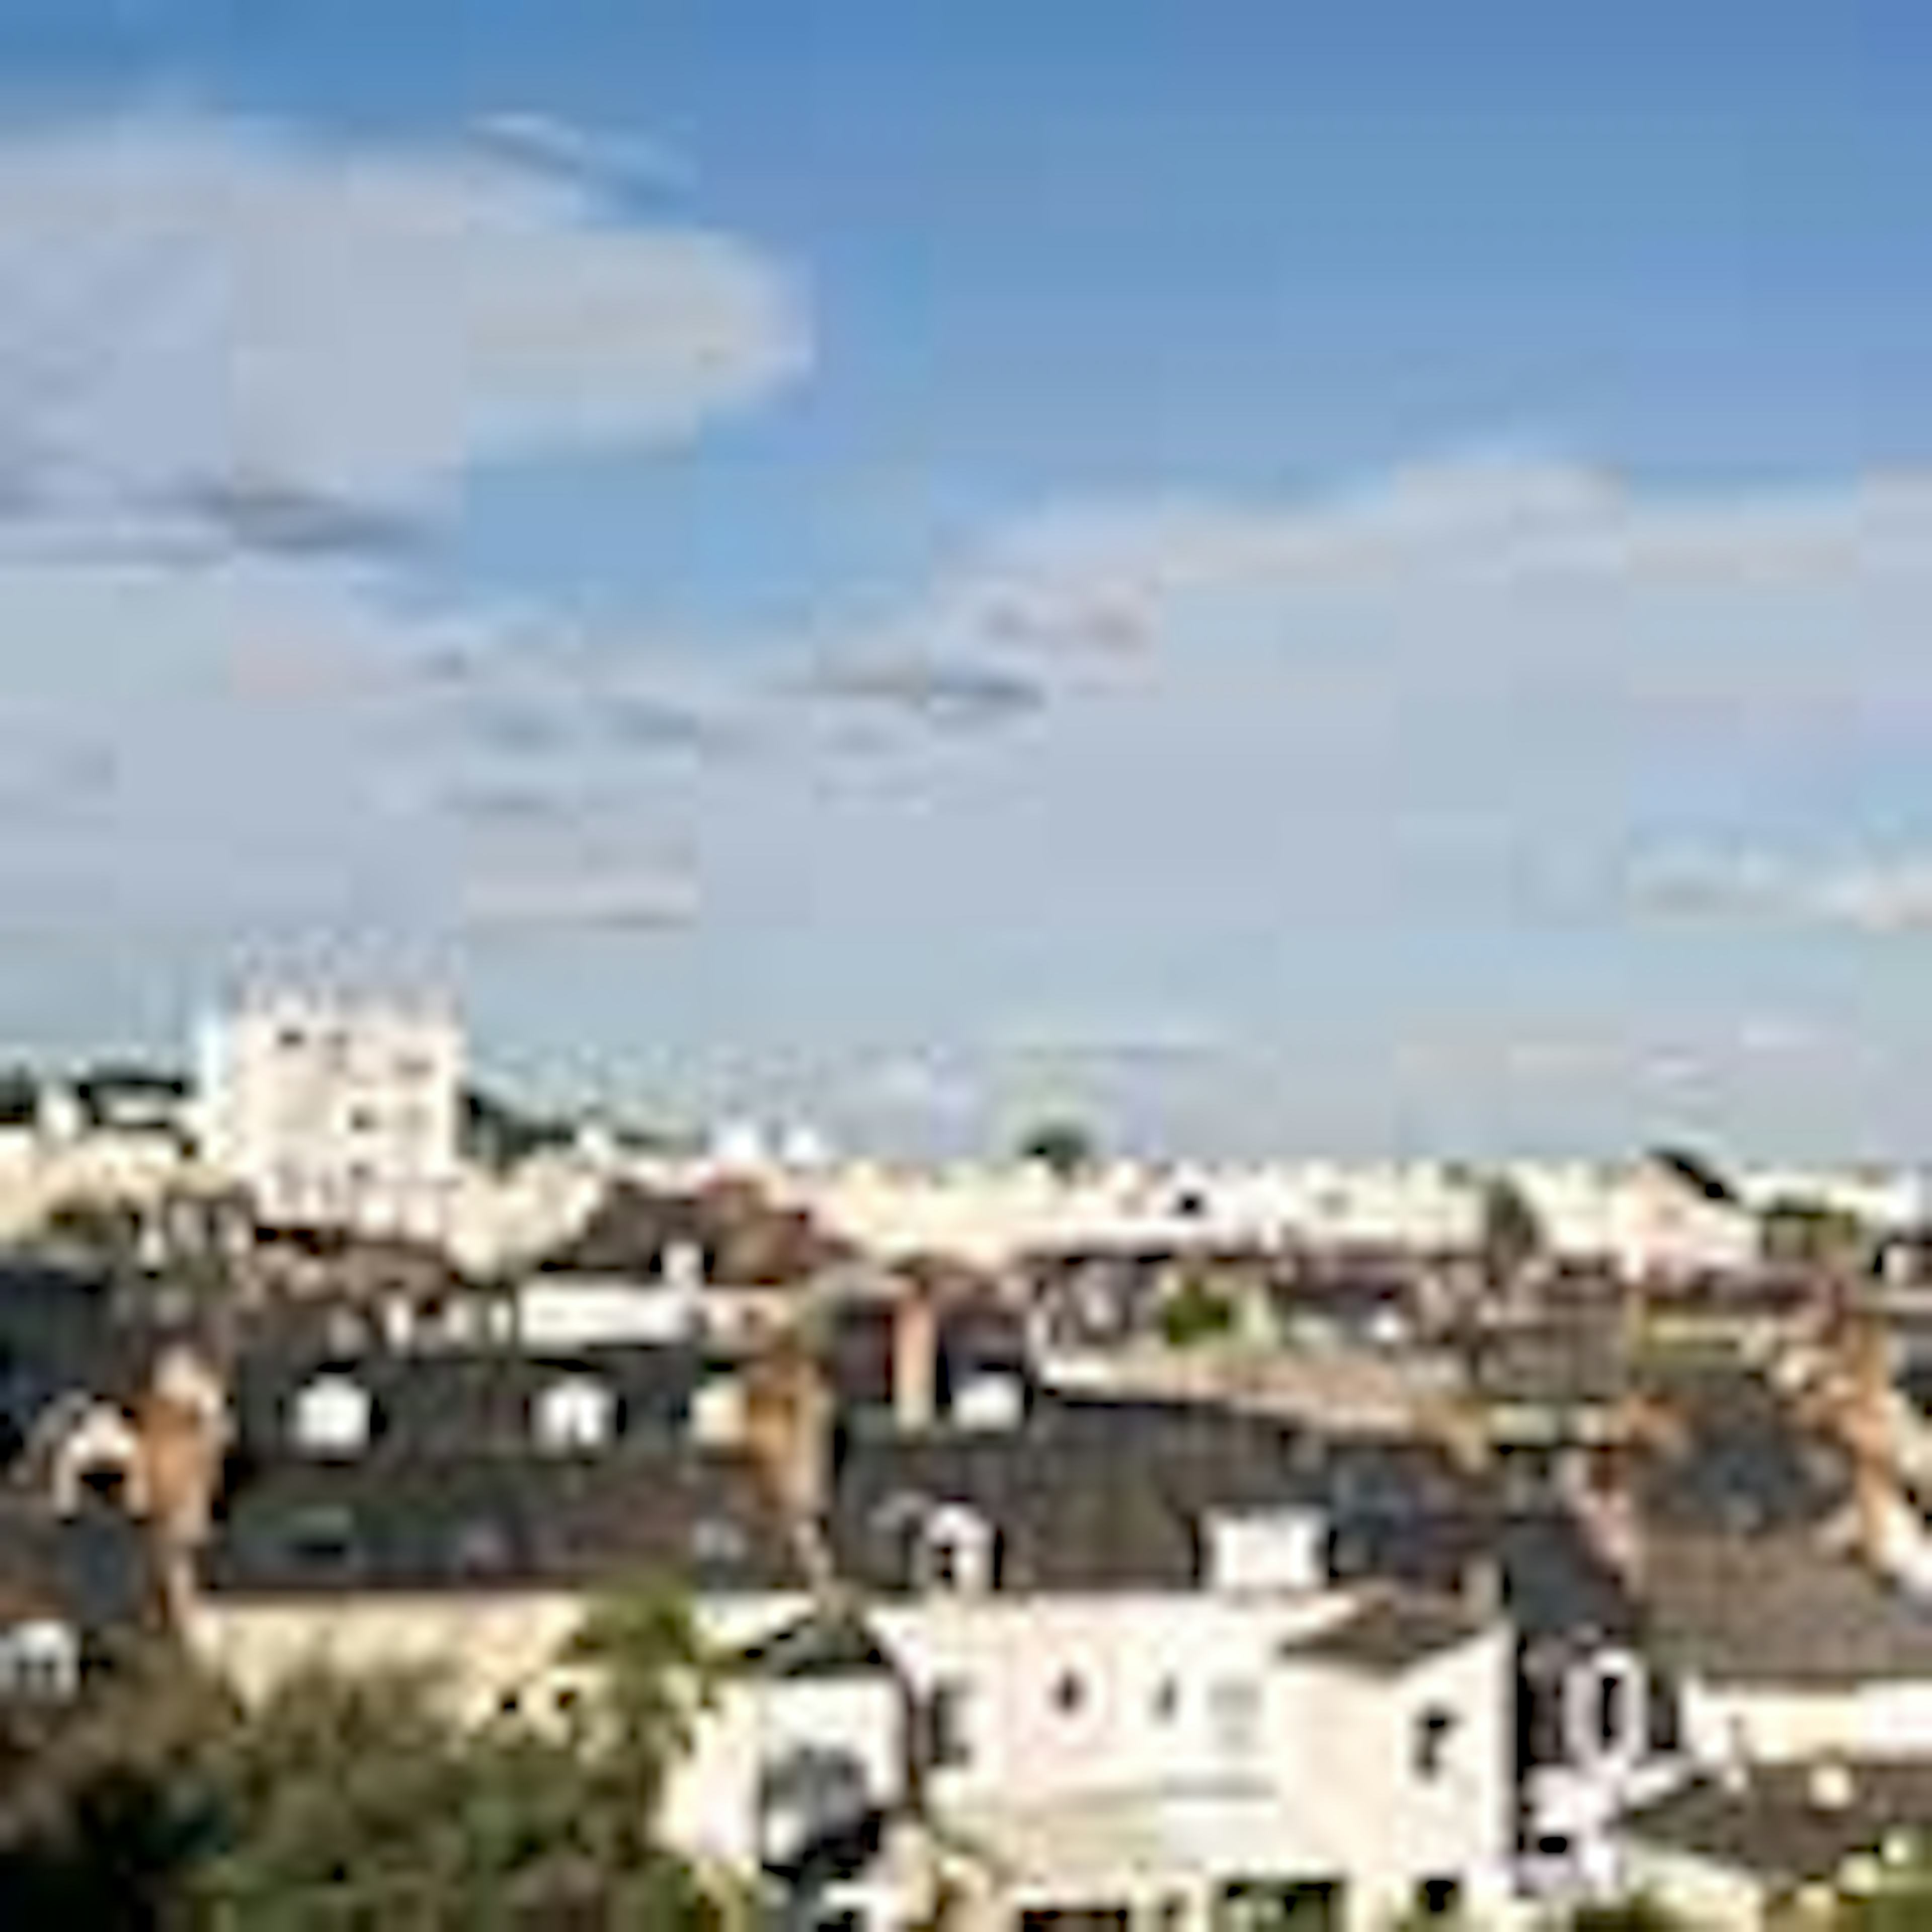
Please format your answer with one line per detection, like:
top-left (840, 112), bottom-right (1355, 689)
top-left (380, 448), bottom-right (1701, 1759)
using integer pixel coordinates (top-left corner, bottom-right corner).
top-left (0, 1620), bottom-right (79, 1701)
top-left (535, 1376), bottom-right (616, 1453)
top-left (291, 1374), bottom-right (373, 1456)
top-left (917, 1503), bottom-right (996, 1594)
top-left (951, 1371), bottom-right (1025, 1432)
top-left (1205, 1506), bottom-right (1328, 1593)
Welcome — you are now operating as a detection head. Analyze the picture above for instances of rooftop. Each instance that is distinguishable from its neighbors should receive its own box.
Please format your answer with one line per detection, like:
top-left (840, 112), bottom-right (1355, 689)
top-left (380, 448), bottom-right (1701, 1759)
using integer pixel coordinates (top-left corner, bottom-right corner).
top-left (1626, 1760), bottom-right (1932, 1884)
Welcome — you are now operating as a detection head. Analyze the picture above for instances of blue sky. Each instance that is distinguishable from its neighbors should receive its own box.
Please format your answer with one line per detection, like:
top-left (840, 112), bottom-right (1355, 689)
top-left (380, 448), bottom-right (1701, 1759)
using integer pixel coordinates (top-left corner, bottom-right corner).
top-left (1, 2), bottom-right (1930, 1158)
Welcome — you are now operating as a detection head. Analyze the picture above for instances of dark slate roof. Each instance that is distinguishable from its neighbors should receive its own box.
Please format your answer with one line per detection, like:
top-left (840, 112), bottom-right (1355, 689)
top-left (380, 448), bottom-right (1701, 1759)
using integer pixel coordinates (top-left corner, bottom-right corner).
top-left (1643, 1532), bottom-right (1932, 1685)
top-left (1292, 1590), bottom-right (1490, 1674)
top-left (230, 1338), bottom-right (707, 1459)
top-left (0, 1495), bottom-right (159, 1638)
top-left (0, 1258), bottom-right (146, 1463)
top-left (737, 1605), bottom-right (896, 1680)
top-left (831, 1393), bottom-right (1502, 1597)
top-left (538, 1179), bottom-right (844, 1285)
top-left (203, 1445), bottom-right (803, 1598)
top-left (829, 1395), bottom-right (1319, 1593)
top-left (1625, 1761), bottom-right (1932, 1883)
top-left (1635, 1363), bottom-right (1849, 1538)
top-left (1496, 1508), bottom-right (1640, 1644)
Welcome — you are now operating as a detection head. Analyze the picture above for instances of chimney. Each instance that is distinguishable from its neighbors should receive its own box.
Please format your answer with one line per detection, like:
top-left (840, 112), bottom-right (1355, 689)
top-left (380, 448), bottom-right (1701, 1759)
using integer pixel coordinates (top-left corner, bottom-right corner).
top-left (1845, 1313), bottom-right (1902, 1575)
top-left (135, 1345), bottom-right (231, 1632)
top-left (1562, 1446), bottom-right (1646, 1590)
top-left (742, 1335), bottom-right (832, 1524)
top-left (893, 1287), bottom-right (939, 1433)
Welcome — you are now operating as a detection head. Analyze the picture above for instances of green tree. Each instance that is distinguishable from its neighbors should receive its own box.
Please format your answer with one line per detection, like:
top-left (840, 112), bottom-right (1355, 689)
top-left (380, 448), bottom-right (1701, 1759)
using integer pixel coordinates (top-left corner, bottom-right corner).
top-left (567, 1578), bottom-right (718, 1851)
top-left (1478, 1174), bottom-right (1544, 1291)
top-left (0, 1638), bottom-right (236, 1928)
top-left (1160, 1272), bottom-right (1238, 1348)
top-left (1016, 1118), bottom-right (1099, 1180)
top-left (0, 1583), bottom-right (728, 1932)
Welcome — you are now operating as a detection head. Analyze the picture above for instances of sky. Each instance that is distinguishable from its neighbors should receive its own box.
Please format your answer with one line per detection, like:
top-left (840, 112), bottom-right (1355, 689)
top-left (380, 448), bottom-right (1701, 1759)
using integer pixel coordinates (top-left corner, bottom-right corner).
top-left (1, 2), bottom-right (1930, 1159)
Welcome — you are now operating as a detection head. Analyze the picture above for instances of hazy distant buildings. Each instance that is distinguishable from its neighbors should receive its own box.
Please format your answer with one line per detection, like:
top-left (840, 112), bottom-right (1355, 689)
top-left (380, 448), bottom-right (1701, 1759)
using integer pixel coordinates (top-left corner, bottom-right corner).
top-left (194, 992), bottom-right (463, 1240)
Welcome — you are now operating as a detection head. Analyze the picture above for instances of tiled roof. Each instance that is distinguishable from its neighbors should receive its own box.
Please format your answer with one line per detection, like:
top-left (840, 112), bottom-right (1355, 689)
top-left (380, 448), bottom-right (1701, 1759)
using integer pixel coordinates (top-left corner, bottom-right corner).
top-left (1291, 1590), bottom-right (1490, 1673)
top-left (203, 1445), bottom-right (804, 1598)
top-left (1626, 1761), bottom-right (1932, 1883)
top-left (1643, 1531), bottom-right (1932, 1685)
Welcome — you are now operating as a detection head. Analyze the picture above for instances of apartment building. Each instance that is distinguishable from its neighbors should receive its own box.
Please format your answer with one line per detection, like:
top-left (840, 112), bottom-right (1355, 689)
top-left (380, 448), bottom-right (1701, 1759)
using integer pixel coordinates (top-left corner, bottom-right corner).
top-left (194, 992), bottom-right (463, 1241)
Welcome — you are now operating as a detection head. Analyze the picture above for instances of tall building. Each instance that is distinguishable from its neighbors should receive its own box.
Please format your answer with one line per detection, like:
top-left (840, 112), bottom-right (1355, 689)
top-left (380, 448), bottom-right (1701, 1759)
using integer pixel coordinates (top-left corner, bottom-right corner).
top-left (195, 992), bottom-right (463, 1239)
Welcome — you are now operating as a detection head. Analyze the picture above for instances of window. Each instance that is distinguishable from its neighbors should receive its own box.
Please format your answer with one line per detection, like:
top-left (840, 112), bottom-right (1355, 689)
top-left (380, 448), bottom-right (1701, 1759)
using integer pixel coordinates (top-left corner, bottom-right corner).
top-left (291, 1374), bottom-right (373, 1455)
top-left (1152, 1676), bottom-right (1180, 1722)
top-left (1597, 1669), bottom-right (1628, 1750)
top-left (1414, 1707), bottom-right (1458, 1781)
top-left (0, 1622), bottom-right (79, 1701)
top-left (1417, 1880), bottom-right (1461, 1920)
top-left (917, 1504), bottom-right (996, 1594)
top-left (927, 1677), bottom-right (973, 1769)
top-left (535, 1376), bottom-right (616, 1453)
top-left (1052, 1668), bottom-right (1087, 1716)
top-left (1535, 1836), bottom-right (1571, 1857)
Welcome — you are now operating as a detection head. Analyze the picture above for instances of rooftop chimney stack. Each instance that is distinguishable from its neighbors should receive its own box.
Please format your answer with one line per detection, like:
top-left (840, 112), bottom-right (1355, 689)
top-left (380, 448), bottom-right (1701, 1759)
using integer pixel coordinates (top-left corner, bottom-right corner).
top-left (893, 1287), bottom-right (939, 1434)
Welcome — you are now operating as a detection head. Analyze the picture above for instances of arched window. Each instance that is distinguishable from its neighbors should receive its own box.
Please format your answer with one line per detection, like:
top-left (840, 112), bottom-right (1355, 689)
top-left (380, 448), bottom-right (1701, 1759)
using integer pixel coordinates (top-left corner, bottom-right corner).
top-left (291, 1375), bottom-right (373, 1456)
top-left (917, 1503), bottom-right (996, 1594)
top-left (1565, 1649), bottom-right (1647, 1766)
top-left (535, 1376), bottom-right (617, 1453)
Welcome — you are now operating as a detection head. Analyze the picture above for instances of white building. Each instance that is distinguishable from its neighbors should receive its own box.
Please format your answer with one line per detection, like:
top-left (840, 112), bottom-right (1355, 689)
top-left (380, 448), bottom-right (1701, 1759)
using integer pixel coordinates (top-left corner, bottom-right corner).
top-left (195, 992), bottom-right (463, 1240)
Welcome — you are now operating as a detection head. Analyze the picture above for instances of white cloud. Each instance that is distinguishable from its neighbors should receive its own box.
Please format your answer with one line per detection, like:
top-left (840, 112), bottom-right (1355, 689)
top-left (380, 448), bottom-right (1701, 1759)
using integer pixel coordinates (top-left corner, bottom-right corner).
top-left (459, 863), bottom-right (701, 934)
top-left (1631, 846), bottom-right (1932, 933)
top-left (465, 111), bottom-right (693, 192)
top-left (0, 108), bottom-right (807, 517)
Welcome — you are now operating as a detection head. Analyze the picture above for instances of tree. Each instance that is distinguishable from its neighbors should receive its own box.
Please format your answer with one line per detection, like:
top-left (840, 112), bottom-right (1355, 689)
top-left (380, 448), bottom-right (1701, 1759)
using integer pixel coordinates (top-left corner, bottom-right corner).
top-left (0, 1582), bottom-right (729, 1931)
top-left (0, 1637), bottom-right (236, 1927)
top-left (1016, 1119), bottom-right (1098, 1180)
top-left (1478, 1174), bottom-right (1543, 1291)
top-left (186, 1660), bottom-right (725, 1932)
top-left (567, 1578), bottom-right (717, 1845)
top-left (1159, 1272), bottom-right (1238, 1348)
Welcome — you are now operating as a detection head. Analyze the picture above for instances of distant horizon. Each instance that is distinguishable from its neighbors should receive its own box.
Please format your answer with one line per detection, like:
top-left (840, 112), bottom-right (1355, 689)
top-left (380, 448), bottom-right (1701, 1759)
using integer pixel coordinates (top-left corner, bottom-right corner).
top-left (2, 6), bottom-right (1928, 1157)
top-left (9, 1000), bottom-right (1932, 1179)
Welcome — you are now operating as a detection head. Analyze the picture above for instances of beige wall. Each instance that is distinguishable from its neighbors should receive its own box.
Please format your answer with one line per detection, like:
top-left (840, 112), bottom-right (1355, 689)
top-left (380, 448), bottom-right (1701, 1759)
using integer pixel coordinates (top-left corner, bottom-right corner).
top-left (189, 1588), bottom-right (807, 1721)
